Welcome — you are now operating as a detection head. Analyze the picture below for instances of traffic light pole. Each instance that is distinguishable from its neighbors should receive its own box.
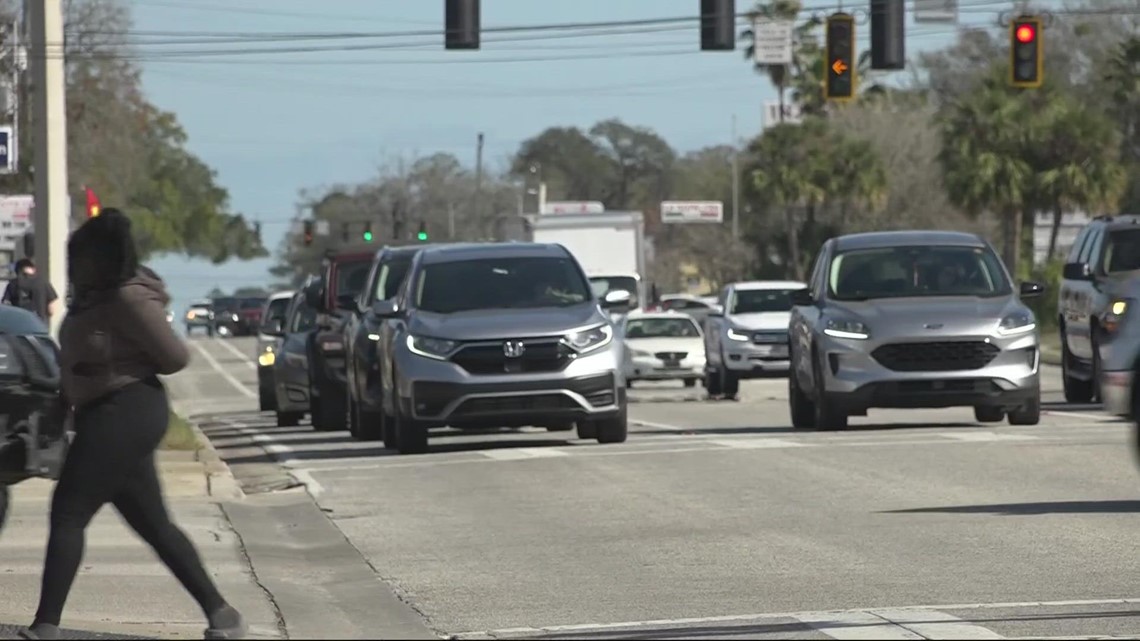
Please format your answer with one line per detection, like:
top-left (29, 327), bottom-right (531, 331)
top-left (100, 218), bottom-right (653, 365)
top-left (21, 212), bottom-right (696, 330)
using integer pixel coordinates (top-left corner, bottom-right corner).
top-left (28, 0), bottom-right (69, 337)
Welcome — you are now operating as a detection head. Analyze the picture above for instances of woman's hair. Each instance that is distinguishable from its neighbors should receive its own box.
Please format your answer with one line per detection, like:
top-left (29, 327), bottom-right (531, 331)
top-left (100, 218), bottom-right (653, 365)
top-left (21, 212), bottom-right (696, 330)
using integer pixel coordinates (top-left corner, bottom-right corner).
top-left (67, 207), bottom-right (140, 293)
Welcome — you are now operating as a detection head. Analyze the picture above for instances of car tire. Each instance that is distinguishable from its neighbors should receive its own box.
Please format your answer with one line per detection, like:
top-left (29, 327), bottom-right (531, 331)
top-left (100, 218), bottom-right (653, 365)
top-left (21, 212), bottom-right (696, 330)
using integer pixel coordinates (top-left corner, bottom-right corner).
top-left (704, 368), bottom-right (723, 397)
top-left (1007, 395), bottom-right (1041, 426)
top-left (722, 373), bottom-right (740, 400)
top-left (276, 411), bottom-right (301, 428)
top-left (0, 484), bottom-right (9, 533)
top-left (311, 388), bottom-right (345, 432)
top-left (346, 395), bottom-right (359, 438)
top-left (788, 370), bottom-right (814, 429)
top-left (812, 353), bottom-right (847, 430)
top-left (974, 406), bottom-right (1005, 423)
top-left (259, 381), bottom-right (275, 413)
top-left (392, 405), bottom-right (428, 455)
top-left (684, 378), bottom-right (697, 388)
top-left (1061, 335), bottom-right (1094, 403)
top-left (593, 406), bottom-right (628, 444)
top-left (576, 420), bottom-right (597, 440)
top-left (356, 402), bottom-right (385, 442)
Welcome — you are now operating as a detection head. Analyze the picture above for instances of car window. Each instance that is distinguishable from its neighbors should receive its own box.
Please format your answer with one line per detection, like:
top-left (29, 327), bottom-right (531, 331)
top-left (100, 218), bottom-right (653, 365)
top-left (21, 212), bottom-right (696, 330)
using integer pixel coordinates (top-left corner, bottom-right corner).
top-left (416, 256), bottom-right (591, 314)
top-left (729, 289), bottom-right (795, 313)
top-left (1102, 229), bottom-right (1140, 273)
top-left (588, 276), bottom-right (639, 308)
top-left (1077, 228), bottom-right (1100, 264)
top-left (1067, 227), bottom-right (1090, 264)
top-left (336, 260), bottom-right (372, 300)
top-left (828, 245), bottom-right (1011, 301)
top-left (289, 299), bottom-right (317, 333)
top-left (624, 317), bottom-right (701, 339)
top-left (373, 257), bottom-right (413, 302)
top-left (263, 297), bottom-right (290, 323)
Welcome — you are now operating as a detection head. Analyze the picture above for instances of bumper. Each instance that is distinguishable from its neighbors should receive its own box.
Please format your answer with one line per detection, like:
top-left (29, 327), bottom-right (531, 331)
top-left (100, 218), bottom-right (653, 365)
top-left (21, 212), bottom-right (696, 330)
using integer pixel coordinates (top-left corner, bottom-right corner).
top-left (721, 338), bottom-right (790, 375)
top-left (819, 331), bottom-right (1040, 412)
top-left (274, 365), bottom-right (310, 413)
top-left (627, 356), bottom-right (705, 381)
top-left (1101, 369), bottom-right (1132, 417)
top-left (397, 345), bottom-right (625, 427)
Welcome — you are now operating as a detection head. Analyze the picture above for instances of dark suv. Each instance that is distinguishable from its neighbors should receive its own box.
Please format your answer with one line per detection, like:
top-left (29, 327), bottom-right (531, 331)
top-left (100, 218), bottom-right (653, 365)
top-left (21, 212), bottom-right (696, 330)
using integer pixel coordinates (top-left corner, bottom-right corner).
top-left (303, 249), bottom-right (375, 431)
top-left (343, 245), bottom-right (429, 443)
top-left (1057, 215), bottom-right (1140, 403)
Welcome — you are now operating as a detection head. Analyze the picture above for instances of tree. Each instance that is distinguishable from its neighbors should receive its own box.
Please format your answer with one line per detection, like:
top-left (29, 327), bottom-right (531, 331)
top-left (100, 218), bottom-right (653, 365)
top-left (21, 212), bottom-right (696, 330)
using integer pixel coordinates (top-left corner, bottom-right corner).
top-left (1101, 36), bottom-right (1140, 212)
top-left (0, 0), bottom-right (264, 263)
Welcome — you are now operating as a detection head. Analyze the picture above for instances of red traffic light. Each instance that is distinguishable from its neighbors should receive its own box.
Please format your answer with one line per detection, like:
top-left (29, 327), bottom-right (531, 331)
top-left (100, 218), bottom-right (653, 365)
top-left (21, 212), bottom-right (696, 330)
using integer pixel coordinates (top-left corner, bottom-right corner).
top-left (1015, 24), bottom-right (1036, 43)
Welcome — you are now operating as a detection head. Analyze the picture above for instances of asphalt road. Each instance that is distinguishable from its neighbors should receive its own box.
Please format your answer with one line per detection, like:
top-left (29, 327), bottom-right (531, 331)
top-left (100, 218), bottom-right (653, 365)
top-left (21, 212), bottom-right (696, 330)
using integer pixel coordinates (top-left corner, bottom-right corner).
top-left (169, 336), bottom-right (1140, 641)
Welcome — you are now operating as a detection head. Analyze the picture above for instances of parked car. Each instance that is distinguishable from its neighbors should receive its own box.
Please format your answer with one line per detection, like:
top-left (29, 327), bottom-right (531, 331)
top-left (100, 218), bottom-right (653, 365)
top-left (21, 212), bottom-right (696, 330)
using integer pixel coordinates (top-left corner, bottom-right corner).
top-left (621, 310), bottom-right (706, 388)
top-left (0, 306), bottom-right (68, 533)
top-left (343, 245), bottom-right (431, 442)
top-left (304, 250), bottom-right (376, 431)
top-left (265, 287), bottom-right (321, 428)
top-left (704, 280), bottom-right (806, 399)
top-left (1057, 214), bottom-right (1140, 403)
top-left (184, 298), bottom-right (214, 336)
top-left (370, 242), bottom-right (632, 454)
top-left (787, 230), bottom-right (1044, 430)
top-left (255, 291), bottom-right (295, 412)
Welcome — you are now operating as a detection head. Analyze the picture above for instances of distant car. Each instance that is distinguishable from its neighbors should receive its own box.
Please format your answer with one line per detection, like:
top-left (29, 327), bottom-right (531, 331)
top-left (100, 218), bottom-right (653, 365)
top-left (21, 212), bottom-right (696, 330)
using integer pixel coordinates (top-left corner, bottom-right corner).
top-left (184, 298), bottom-right (214, 336)
top-left (371, 242), bottom-right (632, 454)
top-left (787, 230), bottom-right (1044, 430)
top-left (266, 287), bottom-right (320, 428)
top-left (588, 273), bottom-right (641, 319)
top-left (210, 297), bottom-right (242, 338)
top-left (236, 296), bottom-right (268, 336)
top-left (621, 310), bottom-right (706, 388)
top-left (704, 280), bottom-right (806, 399)
top-left (654, 293), bottom-right (718, 328)
top-left (0, 306), bottom-right (68, 532)
top-left (255, 291), bottom-right (295, 412)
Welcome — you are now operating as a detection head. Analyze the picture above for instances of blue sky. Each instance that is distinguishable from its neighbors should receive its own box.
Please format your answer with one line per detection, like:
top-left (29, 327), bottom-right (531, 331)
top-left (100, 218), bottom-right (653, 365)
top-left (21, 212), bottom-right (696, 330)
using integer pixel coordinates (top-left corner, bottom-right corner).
top-left (131, 0), bottom-right (1015, 316)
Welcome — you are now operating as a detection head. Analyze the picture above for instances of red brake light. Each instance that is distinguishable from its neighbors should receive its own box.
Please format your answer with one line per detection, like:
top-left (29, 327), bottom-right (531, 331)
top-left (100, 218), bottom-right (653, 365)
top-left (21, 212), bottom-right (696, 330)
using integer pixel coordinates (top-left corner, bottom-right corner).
top-left (1015, 24), bottom-right (1035, 43)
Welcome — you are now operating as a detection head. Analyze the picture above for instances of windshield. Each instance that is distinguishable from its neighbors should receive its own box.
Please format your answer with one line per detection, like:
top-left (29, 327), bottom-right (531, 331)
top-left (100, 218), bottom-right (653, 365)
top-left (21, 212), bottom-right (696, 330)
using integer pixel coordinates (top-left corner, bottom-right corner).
top-left (212, 297), bottom-right (239, 311)
top-left (263, 297), bottom-right (290, 324)
top-left (730, 289), bottom-right (795, 314)
top-left (240, 297), bottom-right (265, 310)
top-left (336, 260), bottom-right (372, 300)
top-left (1103, 229), bottom-right (1140, 273)
top-left (624, 317), bottom-right (701, 339)
top-left (373, 257), bottom-right (413, 301)
top-left (416, 256), bottom-right (591, 313)
top-left (589, 276), bottom-right (639, 308)
top-left (829, 245), bottom-right (1011, 301)
top-left (289, 299), bottom-right (317, 333)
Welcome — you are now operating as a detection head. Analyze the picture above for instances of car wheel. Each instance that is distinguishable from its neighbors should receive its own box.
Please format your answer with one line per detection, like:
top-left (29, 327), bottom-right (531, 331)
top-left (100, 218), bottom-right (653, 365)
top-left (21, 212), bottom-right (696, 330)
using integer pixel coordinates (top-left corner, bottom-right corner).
top-left (974, 406), bottom-right (1005, 423)
top-left (1091, 331), bottom-right (1103, 403)
top-left (722, 372), bottom-right (740, 400)
top-left (704, 368), bottom-right (723, 397)
top-left (684, 378), bottom-right (698, 388)
top-left (356, 402), bottom-right (385, 442)
top-left (276, 411), bottom-right (300, 428)
top-left (576, 420), bottom-right (597, 440)
top-left (788, 370), bottom-right (814, 429)
top-left (392, 405), bottom-right (428, 455)
top-left (259, 384), bottom-right (276, 413)
top-left (1061, 334), bottom-right (1094, 403)
top-left (592, 406), bottom-right (628, 444)
top-left (812, 352), bottom-right (847, 430)
top-left (1007, 395), bottom-right (1041, 426)
top-left (346, 395), bottom-right (359, 438)
top-left (312, 386), bottom-right (345, 432)
top-left (0, 484), bottom-right (9, 532)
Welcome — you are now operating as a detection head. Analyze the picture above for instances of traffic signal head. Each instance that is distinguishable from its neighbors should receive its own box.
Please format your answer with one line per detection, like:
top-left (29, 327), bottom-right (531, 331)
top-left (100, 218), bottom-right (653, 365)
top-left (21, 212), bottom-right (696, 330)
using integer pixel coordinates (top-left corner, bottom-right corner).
top-left (417, 221), bottom-right (428, 242)
top-left (825, 13), bottom-right (856, 101)
top-left (363, 222), bottom-right (373, 243)
top-left (1009, 16), bottom-right (1043, 88)
top-left (700, 0), bottom-right (735, 51)
top-left (445, 0), bottom-right (480, 50)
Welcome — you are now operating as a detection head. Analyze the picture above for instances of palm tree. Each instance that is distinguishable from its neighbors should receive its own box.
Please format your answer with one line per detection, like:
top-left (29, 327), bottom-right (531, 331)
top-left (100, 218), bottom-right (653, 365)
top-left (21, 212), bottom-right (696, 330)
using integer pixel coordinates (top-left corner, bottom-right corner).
top-left (1101, 36), bottom-right (1140, 212)
top-left (740, 1), bottom-right (818, 122)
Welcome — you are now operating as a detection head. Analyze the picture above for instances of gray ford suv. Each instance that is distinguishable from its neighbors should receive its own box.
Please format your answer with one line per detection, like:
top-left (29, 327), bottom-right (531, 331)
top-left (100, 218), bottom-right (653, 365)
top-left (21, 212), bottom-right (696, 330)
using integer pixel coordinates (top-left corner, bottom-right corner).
top-left (788, 231), bottom-right (1045, 430)
top-left (370, 242), bottom-right (632, 454)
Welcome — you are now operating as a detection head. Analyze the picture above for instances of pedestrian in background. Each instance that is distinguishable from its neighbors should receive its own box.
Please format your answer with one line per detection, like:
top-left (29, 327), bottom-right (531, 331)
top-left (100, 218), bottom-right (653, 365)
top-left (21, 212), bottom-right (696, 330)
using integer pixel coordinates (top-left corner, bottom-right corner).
top-left (20, 209), bottom-right (247, 641)
top-left (1, 257), bottom-right (60, 322)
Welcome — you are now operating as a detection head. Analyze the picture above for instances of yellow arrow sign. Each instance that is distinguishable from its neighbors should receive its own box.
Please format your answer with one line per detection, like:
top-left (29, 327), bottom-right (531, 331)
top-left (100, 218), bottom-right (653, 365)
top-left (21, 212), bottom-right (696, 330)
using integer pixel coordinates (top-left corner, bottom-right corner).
top-left (832, 59), bottom-right (848, 75)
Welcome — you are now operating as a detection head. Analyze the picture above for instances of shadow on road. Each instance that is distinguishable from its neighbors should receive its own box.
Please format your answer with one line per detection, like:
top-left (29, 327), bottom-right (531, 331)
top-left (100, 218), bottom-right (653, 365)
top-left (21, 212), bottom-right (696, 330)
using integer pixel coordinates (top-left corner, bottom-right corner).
top-left (634, 422), bottom-right (978, 437)
top-left (1042, 401), bottom-right (1105, 412)
top-left (218, 437), bottom-right (579, 466)
top-left (882, 499), bottom-right (1140, 515)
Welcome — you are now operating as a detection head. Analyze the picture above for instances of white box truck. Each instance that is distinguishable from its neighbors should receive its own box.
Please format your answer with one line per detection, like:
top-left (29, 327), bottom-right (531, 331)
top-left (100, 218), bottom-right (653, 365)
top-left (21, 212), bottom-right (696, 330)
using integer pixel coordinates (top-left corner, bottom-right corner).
top-left (528, 211), bottom-right (647, 312)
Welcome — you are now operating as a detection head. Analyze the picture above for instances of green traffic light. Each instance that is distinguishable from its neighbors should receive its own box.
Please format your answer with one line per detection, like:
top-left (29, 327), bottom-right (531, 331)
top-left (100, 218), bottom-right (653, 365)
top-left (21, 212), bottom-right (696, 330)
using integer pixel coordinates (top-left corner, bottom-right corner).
top-left (363, 231), bottom-right (373, 242)
top-left (417, 232), bottom-right (428, 241)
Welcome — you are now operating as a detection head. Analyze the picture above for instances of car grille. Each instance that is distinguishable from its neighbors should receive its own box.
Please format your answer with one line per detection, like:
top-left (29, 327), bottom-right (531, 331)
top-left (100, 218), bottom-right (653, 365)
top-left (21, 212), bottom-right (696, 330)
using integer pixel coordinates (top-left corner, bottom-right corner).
top-left (872, 341), bottom-right (1000, 372)
top-left (412, 373), bottom-right (615, 417)
top-left (655, 351), bottom-right (688, 362)
top-left (453, 394), bottom-right (580, 417)
top-left (752, 331), bottom-right (787, 344)
top-left (449, 338), bottom-right (573, 375)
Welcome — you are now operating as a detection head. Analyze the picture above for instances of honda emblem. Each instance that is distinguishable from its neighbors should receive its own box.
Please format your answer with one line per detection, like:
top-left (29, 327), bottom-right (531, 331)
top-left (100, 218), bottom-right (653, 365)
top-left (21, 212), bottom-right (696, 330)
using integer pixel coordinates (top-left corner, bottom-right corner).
top-left (503, 340), bottom-right (526, 358)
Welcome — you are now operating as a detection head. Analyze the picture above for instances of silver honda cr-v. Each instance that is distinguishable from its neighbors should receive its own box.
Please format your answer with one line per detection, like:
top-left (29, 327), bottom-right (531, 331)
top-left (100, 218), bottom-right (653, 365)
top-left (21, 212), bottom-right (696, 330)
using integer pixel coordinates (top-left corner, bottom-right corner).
top-left (369, 242), bottom-right (632, 454)
top-left (787, 231), bottom-right (1045, 430)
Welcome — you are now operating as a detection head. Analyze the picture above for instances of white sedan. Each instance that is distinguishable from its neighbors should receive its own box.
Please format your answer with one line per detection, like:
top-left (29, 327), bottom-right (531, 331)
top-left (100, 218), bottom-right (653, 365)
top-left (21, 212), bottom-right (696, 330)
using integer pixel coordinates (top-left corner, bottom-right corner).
top-left (621, 311), bottom-right (706, 388)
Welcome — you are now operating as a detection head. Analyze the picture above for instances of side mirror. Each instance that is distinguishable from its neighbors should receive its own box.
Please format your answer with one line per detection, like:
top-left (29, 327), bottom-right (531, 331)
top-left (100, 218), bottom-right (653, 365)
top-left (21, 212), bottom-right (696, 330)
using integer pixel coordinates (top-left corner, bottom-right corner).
top-left (370, 298), bottom-right (401, 318)
top-left (260, 318), bottom-right (284, 337)
top-left (304, 281), bottom-right (325, 311)
top-left (790, 288), bottom-right (814, 306)
top-left (1019, 281), bottom-right (1045, 298)
top-left (601, 289), bottom-right (632, 309)
top-left (1062, 262), bottom-right (1092, 281)
top-left (335, 293), bottom-right (356, 311)
top-left (707, 304), bottom-right (724, 318)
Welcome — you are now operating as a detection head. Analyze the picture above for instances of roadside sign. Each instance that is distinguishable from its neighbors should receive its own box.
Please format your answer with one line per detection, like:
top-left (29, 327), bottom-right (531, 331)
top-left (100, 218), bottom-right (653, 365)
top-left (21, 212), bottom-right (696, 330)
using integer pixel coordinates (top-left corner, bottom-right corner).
top-left (660, 201), bottom-right (723, 224)
top-left (915, 0), bottom-right (957, 23)
top-left (0, 125), bottom-right (14, 174)
top-left (541, 201), bottom-right (604, 215)
top-left (764, 102), bottom-right (803, 126)
top-left (751, 18), bottom-right (794, 65)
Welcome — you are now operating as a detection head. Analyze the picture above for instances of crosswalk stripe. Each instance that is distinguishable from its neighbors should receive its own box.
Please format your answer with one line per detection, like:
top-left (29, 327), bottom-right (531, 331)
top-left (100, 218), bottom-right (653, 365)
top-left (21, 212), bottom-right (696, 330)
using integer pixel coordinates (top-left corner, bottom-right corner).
top-left (792, 611), bottom-right (923, 639)
top-left (871, 608), bottom-right (1006, 639)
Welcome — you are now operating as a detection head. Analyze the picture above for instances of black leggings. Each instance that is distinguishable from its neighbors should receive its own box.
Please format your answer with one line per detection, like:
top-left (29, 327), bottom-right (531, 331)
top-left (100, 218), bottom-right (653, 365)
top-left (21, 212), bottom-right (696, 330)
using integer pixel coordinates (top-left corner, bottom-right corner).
top-left (33, 377), bottom-right (225, 627)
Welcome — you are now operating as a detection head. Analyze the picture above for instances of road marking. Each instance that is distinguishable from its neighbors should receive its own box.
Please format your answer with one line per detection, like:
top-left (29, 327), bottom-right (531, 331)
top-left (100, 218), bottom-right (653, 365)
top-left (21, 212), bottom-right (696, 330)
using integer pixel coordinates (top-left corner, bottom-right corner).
top-left (214, 338), bottom-right (257, 370)
top-left (939, 431), bottom-right (1038, 442)
top-left (711, 438), bottom-right (810, 449)
top-left (1044, 409), bottom-right (1119, 422)
top-left (189, 340), bottom-right (256, 399)
top-left (631, 419), bottom-right (686, 431)
top-left (792, 611), bottom-right (922, 639)
top-left (480, 447), bottom-right (569, 460)
top-left (872, 609), bottom-right (1006, 639)
top-left (449, 597), bottom-right (1140, 640)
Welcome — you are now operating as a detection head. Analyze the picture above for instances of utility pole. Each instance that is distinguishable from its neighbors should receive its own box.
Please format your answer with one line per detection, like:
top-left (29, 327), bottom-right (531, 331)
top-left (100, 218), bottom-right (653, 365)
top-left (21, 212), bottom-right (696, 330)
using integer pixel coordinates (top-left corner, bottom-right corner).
top-left (29, 0), bottom-right (68, 337)
top-left (731, 115), bottom-right (740, 239)
top-left (473, 132), bottom-right (484, 232)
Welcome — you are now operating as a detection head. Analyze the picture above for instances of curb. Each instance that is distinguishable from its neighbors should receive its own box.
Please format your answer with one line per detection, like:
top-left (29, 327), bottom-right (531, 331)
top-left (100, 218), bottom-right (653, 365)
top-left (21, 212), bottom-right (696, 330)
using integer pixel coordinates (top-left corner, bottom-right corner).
top-left (189, 421), bottom-right (246, 502)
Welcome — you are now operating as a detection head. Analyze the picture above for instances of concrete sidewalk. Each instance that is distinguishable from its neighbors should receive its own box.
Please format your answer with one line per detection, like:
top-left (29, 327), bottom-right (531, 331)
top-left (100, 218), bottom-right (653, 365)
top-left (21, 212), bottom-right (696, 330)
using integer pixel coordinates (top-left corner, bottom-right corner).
top-left (0, 447), bottom-right (282, 640)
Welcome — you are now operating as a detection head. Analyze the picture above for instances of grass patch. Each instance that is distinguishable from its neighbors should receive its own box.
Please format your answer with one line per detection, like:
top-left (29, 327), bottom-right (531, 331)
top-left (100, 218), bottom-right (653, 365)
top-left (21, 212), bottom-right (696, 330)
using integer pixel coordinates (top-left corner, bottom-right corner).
top-left (162, 412), bottom-right (201, 451)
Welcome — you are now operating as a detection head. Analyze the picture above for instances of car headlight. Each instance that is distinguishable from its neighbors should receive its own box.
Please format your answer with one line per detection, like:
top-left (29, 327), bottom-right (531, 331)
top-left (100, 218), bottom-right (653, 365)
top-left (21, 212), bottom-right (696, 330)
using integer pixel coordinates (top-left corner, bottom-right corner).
top-left (564, 324), bottom-right (613, 353)
top-left (406, 335), bottom-right (458, 360)
top-left (1105, 298), bottom-right (1131, 333)
top-left (726, 328), bottom-right (750, 342)
top-left (997, 311), bottom-right (1036, 336)
top-left (823, 318), bottom-right (869, 340)
top-left (258, 352), bottom-right (275, 367)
